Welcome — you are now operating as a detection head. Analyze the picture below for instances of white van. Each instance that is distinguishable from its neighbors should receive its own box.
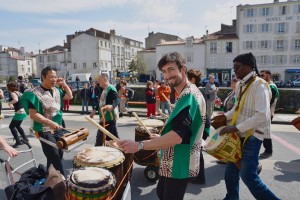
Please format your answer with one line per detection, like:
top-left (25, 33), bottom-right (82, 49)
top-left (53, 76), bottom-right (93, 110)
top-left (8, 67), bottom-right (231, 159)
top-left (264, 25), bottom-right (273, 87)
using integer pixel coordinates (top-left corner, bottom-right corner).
top-left (68, 73), bottom-right (92, 82)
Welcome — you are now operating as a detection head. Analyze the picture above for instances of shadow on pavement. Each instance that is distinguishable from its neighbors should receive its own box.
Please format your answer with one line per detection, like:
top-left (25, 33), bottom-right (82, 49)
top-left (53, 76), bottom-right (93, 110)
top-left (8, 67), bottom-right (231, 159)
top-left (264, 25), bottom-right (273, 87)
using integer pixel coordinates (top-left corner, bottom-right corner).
top-left (274, 159), bottom-right (300, 182)
top-left (131, 167), bottom-right (158, 200)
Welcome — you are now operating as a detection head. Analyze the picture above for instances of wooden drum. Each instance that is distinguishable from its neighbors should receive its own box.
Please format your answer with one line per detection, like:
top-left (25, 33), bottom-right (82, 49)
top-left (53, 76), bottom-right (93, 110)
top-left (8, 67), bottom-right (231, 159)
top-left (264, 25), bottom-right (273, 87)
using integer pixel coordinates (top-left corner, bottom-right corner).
top-left (74, 146), bottom-right (125, 189)
top-left (66, 167), bottom-right (116, 200)
top-left (134, 119), bottom-right (164, 166)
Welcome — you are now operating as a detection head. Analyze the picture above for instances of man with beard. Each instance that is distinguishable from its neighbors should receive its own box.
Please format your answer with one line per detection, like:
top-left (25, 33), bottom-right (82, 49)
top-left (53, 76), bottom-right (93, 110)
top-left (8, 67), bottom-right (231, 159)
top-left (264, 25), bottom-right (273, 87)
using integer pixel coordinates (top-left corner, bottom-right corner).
top-left (212, 53), bottom-right (280, 200)
top-left (118, 52), bottom-right (206, 200)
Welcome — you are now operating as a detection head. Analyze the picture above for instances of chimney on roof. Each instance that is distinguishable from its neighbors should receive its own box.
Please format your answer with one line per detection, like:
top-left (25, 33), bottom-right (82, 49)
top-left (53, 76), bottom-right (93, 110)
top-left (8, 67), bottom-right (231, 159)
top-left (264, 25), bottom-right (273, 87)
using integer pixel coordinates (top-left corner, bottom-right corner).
top-left (110, 29), bottom-right (116, 36)
top-left (149, 31), bottom-right (154, 37)
top-left (94, 30), bottom-right (97, 37)
top-left (273, 0), bottom-right (279, 2)
top-left (206, 30), bottom-right (208, 36)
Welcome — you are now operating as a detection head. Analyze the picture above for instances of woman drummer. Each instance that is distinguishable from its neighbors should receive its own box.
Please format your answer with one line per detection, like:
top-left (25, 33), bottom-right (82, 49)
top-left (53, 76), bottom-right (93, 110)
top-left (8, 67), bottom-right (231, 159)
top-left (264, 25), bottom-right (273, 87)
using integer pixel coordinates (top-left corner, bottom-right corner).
top-left (7, 82), bottom-right (28, 148)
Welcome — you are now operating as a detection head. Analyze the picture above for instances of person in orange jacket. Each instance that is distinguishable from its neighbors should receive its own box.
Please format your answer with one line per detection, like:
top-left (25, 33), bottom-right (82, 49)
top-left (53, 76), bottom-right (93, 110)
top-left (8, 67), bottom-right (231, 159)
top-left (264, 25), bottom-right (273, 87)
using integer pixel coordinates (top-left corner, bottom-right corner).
top-left (157, 80), bottom-right (171, 115)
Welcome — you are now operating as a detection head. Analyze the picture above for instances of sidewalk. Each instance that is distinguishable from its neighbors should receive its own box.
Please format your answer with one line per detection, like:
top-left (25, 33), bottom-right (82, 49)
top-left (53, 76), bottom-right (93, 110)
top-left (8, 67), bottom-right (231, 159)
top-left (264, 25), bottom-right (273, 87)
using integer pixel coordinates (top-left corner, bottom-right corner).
top-left (2, 103), bottom-right (298, 125)
top-left (40, 104), bottom-right (300, 125)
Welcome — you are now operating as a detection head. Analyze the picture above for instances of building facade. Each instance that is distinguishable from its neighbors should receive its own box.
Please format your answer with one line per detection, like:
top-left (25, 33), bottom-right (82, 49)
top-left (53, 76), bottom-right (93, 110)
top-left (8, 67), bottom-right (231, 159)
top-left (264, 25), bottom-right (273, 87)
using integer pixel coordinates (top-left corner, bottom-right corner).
top-left (36, 45), bottom-right (72, 78)
top-left (236, 0), bottom-right (300, 82)
top-left (0, 46), bottom-right (36, 81)
top-left (155, 37), bottom-right (206, 80)
top-left (204, 21), bottom-right (239, 85)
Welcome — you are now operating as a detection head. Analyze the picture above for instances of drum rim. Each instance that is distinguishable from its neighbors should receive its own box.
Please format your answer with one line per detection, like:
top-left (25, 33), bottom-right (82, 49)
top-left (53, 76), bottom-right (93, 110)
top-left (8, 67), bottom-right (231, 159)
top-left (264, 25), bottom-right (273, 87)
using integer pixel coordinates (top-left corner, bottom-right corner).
top-left (67, 167), bottom-right (116, 193)
top-left (75, 146), bottom-right (125, 167)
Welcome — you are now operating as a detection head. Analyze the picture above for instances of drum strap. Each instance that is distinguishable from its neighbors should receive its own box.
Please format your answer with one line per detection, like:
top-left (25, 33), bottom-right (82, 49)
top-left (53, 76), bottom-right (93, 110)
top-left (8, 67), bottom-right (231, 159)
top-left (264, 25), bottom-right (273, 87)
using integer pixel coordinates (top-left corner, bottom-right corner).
top-left (230, 77), bottom-right (255, 148)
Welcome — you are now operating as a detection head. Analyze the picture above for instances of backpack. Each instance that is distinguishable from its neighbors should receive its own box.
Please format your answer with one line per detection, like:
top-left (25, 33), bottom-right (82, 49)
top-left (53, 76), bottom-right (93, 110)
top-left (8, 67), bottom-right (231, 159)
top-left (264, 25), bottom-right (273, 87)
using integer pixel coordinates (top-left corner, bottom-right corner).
top-left (126, 88), bottom-right (134, 100)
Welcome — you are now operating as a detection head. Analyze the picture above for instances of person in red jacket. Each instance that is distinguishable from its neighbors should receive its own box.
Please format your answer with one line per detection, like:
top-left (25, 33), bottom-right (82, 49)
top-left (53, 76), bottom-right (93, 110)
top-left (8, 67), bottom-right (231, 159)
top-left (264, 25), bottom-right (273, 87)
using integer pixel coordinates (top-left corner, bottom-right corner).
top-left (157, 80), bottom-right (171, 115)
top-left (145, 81), bottom-right (156, 118)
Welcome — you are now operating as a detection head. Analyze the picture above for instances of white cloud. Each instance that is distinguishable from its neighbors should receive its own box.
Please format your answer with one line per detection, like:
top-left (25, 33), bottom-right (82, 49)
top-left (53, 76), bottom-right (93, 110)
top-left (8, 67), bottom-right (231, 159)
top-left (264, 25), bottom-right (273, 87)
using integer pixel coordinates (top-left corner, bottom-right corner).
top-left (0, 0), bottom-right (129, 14)
top-left (133, 0), bottom-right (182, 22)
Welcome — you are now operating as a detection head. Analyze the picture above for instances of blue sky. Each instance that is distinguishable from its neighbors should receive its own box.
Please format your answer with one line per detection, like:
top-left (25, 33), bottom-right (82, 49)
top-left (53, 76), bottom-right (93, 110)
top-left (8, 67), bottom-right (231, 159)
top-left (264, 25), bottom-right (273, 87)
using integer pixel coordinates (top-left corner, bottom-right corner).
top-left (0, 0), bottom-right (271, 53)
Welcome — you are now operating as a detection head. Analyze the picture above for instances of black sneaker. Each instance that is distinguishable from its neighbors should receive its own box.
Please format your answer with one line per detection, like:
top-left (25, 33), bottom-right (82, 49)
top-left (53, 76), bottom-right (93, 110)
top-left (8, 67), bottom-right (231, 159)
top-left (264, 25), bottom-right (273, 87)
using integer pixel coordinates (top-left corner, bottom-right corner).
top-left (259, 152), bottom-right (272, 159)
top-left (12, 141), bottom-right (23, 148)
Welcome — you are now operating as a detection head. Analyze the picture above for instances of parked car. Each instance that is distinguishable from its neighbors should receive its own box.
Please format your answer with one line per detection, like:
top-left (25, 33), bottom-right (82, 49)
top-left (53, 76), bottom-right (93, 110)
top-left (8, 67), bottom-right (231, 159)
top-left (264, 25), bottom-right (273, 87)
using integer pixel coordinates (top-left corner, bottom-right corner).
top-left (31, 78), bottom-right (42, 87)
top-left (292, 78), bottom-right (300, 87)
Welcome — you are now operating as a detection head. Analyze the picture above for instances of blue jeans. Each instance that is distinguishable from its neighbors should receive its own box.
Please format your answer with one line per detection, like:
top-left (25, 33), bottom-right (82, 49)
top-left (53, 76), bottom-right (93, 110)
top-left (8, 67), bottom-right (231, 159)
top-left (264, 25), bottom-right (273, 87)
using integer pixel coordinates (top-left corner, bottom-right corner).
top-left (81, 100), bottom-right (89, 113)
top-left (224, 136), bottom-right (280, 200)
top-left (160, 101), bottom-right (171, 115)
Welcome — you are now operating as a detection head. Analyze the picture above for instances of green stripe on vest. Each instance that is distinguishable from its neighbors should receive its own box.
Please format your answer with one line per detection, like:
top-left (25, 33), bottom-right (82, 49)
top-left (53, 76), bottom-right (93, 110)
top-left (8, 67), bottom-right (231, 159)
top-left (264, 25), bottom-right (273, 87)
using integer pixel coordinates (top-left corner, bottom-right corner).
top-left (20, 91), bottom-right (63, 132)
top-left (161, 93), bottom-right (202, 178)
top-left (98, 85), bottom-right (117, 121)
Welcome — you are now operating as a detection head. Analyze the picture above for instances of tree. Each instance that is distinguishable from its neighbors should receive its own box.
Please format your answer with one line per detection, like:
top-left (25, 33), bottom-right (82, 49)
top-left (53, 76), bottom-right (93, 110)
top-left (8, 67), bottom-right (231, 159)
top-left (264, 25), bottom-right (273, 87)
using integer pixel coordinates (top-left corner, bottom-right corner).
top-left (8, 76), bottom-right (15, 82)
top-left (129, 55), bottom-right (147, 74)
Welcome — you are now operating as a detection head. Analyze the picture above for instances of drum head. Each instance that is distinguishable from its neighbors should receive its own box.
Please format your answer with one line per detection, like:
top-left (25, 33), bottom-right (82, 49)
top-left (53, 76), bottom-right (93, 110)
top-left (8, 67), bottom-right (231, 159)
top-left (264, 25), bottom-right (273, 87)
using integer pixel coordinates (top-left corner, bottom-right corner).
top-left (68, 167), bottom-right (115, 192)
top-left (75, 146), bottom-right (125, 168)
top-left (141, 119), bottom-right (164, 128)
top-left (205, 126), bottom-right (227, 150)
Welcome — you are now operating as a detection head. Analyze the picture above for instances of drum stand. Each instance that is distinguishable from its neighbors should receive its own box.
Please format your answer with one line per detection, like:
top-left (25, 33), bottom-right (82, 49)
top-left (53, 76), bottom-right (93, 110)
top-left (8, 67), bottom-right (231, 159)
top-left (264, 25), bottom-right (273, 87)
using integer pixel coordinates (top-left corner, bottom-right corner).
top-left (29, 128), bottom-right (88, 152)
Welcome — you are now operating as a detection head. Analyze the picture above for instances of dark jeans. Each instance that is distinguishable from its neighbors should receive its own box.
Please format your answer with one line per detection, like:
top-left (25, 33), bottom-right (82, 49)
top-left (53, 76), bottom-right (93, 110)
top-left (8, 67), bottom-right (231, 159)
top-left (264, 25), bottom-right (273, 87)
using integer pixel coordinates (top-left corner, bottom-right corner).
top-left (157, 176), bottom-right (189, 200)
top-left (0, 103), bottom-right (2, 115)
top-left (9, 119), bottom-right (27, 143)
top-left (224, 136), bottom-right (280, 200)
top-left (91, 98), bottom-right (97, 110)
top-left (95, 120), bottom-right (119, 146)
top-left (81, 100), bottom-right (89, 113)
top-left (38, 130), bottom-right (65, 176)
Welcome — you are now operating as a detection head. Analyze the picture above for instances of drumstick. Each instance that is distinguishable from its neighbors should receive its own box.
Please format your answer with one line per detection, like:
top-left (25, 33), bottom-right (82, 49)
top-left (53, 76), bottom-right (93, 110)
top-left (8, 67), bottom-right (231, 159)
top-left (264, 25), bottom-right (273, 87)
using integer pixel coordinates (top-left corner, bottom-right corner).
top-left (85, 116), bottom-right (120, 141)
top-left (131, 112), bottom-right (152, 137)
top-left (161, 93), bottom-right (171, 106)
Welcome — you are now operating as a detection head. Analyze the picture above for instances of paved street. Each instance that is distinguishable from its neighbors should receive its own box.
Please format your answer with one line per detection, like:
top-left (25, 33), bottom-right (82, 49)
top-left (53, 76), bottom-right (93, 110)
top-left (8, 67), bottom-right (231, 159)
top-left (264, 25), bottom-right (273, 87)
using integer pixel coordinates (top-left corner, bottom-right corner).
top-left (0, 108), bottom-right (300, 200)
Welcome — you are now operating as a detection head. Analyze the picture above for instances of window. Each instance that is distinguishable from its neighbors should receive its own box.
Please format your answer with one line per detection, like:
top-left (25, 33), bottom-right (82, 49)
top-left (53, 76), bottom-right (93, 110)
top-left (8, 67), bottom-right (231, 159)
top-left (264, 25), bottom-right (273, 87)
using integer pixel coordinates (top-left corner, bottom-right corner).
top-left (281, 6), bottom-right (286, 15)
top-left (93, 62), bottom-right (97, 68)
top-left (28, 67), bottom-right (31, 72)
top-left (297, 22), bottom-right (300, 33)
top-left (260, 55), bottom-right (268, 64)
top-left (100, 41), bottom-right (103, 46)
top-left (275, 55), bottom-right (285, 64)
top-left (117, 47), bottom-right (120, 55)
top-left (105, 42), bottom-right (107, 48)
top-left (261, 40), bottom-right (268, 49)
top-left (247, 24), bottom-right (253, 33)
top-left (262, 7), bottom-right (269, 16)
top-left (293, 55), bottom-right (300, 63)
top-left (225, 57), bottom-right (232, 68)
top-left (210, 57), bottom-right (217, 68)
top-left (295, 39), bottom-right (300, 50)
top-left (277, 23), bottom-right (285, 33)
top-left (277, 40), bottom-right (284, 51)
top-left (298, 5), bottom-right (300, 13)
top-left (83, 63), bottom-right (86, 69)
top-left (262, 24), bottom-right (269, 32)
top-left (73, 63), bottom-right (77, 69)
top-left (210, 42), bottom-right (217, 53)
top-left (247, 9), bottom-right (254, 17)
top-left (27, 61), bottom-right (30, 65)
top-left (186, 52), bottom-right (193, 63)
top-left (226, 42), bottom-right (232, 53)
top-left (246, 41), bottom-right (253, 49)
